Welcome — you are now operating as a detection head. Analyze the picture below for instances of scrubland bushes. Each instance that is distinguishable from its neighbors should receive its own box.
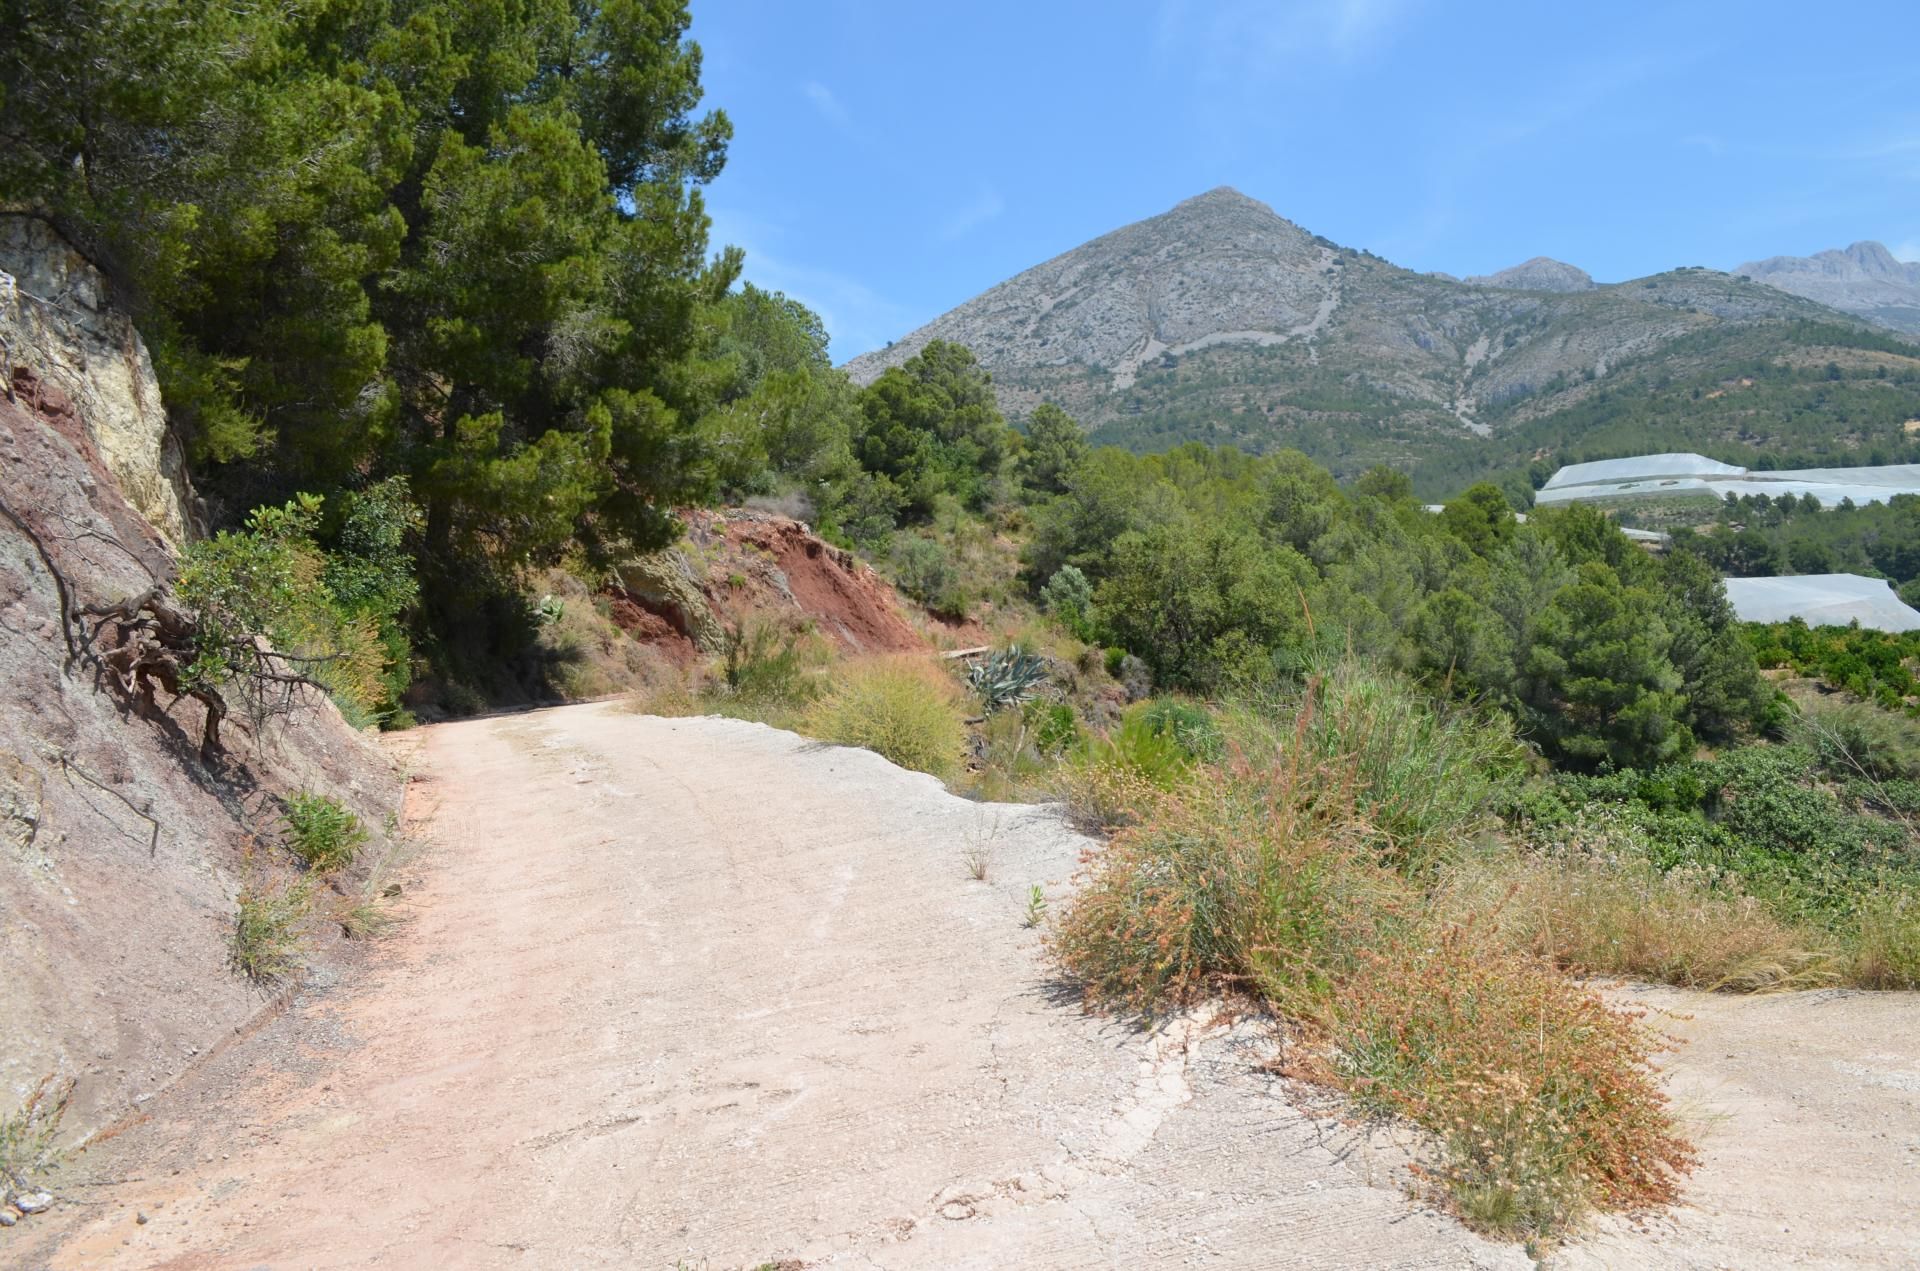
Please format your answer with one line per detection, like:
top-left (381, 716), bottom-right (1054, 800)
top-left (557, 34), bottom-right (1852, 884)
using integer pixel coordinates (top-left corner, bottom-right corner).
top-left (1050, 688), bottom-right (1694, 1238)
top-left (231, 791), bottom-right (386, 984)
top-left (625, 624), bottom-right (1918, 1238)
top-left (177, 482), bottom-right (419, 729)
top-left (283, 791), bottom-right (368, 872)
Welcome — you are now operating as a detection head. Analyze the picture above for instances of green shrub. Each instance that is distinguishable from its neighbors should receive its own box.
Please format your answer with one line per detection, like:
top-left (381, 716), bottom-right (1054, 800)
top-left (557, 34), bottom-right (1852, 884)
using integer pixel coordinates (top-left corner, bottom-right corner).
top-left (282, 791), bottom-right (367, 872)
top-left (721, 617), bottom-right (821, 708)
top-left (1138, 698), bottom-right (1224, 761)
top-left (805, 656), bottom-right (968, 779)
top-left (888, 534), bottom-right (967, 616)
top-left (1040, 564), bottom-right (1095, 639)
top-left (231, 878), bottom-right (312, 982)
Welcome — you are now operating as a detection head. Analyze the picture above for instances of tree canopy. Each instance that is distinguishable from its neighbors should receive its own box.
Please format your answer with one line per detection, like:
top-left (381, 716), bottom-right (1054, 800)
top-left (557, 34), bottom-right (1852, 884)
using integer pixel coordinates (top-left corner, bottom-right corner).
top-left (3, 0), bottom-right (734, 578)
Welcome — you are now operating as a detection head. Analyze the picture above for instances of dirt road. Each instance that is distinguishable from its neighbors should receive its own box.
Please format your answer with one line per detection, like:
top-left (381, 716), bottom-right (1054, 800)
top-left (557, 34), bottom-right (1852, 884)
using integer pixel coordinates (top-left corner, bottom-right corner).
top-left (15, 703), bottom-right (1920, 1268)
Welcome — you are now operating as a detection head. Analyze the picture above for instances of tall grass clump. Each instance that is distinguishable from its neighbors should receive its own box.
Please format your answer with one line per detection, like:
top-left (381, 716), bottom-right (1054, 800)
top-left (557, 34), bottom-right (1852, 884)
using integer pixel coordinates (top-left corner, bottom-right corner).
top-left (966, 701), bottom-right (1081, 803)
top-left (804, 655), bottom-right (967, 779)
top-left (1327, 926), bottom-right (1695, 1238)
top-left (283, 791), bottom-right (367, 872)
top-left (1852, 885), bottom-right (1920, 988)
top-left (1791, 693), bottom-right (1920, 784)
top-left (1055, 700), bottom-right (1207, 832)
top-left (230, 877), bottom-right (312, 982)
top-left (1052, 688), bottom-right (1694, 1238)
top-left (1445, 835), bottom-right (1840, 991)
top-left (1228, 665), bottom-right (1528, 871)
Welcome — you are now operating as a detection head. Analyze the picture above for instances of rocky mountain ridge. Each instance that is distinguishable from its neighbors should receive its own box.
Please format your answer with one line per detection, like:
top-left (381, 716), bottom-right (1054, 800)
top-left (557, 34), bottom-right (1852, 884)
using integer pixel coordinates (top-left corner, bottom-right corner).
top-left (1736, 241), bottom-right (1920, 335)
top-left (844, 188), bottom-right (1898, 485)
top-left (1465, 256), bottom-right (1596, 293)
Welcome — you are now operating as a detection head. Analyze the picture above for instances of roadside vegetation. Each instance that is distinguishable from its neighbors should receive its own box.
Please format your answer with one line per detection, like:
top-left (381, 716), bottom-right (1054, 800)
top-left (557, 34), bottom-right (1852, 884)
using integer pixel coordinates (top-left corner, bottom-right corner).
top-left (12, 0), bottom-right (1920, 1249)
top-left (230, 792), bottom-right (397, 985)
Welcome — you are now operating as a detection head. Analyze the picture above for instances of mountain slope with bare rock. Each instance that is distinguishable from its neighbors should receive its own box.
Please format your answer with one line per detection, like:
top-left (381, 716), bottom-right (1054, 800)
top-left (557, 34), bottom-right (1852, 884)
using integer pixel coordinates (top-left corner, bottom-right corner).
top-left (846, 190), bottom-right (1919, 494)
top-left (1737, 241), bottom-right (1920, 335)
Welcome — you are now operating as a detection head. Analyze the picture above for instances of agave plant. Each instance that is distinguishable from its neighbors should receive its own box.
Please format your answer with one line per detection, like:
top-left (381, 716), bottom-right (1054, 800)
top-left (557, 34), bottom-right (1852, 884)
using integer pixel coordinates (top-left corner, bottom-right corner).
top-left (968, 645), bottom-right (1050, 713)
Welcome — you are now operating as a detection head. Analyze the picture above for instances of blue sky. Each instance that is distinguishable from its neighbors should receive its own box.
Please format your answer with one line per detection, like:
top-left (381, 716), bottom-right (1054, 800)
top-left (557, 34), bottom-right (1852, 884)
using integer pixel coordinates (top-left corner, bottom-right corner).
top-left (690, 1), bottom-right (1920, 361)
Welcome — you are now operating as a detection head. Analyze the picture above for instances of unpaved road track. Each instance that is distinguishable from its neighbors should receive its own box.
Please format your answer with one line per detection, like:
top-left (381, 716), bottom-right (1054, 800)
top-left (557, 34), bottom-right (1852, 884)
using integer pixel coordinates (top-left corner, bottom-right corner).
top-left (14, 703), bottom-right (1920, 1268)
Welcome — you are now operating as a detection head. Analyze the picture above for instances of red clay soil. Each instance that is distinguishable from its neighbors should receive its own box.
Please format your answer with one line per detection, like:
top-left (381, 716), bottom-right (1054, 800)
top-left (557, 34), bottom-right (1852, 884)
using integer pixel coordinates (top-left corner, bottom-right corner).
top-left (724, 515), bottom-right (923, 653)
top-left (603, 593), bottom-right (700, 665)
top-left (598, 509), bottom-right (933, 665)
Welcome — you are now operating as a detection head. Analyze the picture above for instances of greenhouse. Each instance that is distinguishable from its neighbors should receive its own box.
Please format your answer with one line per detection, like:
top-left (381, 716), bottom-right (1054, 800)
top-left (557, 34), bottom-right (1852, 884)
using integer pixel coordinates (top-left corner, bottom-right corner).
top-left (1721, 573), bottom-right (1920, 632)
top-left (1536, 453), bottom-right (1920, 508)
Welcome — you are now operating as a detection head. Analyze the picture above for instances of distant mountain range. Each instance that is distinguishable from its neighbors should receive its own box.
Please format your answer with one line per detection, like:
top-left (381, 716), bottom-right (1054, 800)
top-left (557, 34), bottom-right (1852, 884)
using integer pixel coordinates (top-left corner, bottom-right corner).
top-left (844, 189), bottom-right (1920, 496)
top-left (1734, 242), bottom-right (1920, 336)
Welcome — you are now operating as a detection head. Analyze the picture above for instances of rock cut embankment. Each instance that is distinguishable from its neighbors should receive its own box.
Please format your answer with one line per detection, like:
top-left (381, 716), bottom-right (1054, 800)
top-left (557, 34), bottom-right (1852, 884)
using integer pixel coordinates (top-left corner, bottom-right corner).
top-left (0, 219), bottom-right (398, 1151)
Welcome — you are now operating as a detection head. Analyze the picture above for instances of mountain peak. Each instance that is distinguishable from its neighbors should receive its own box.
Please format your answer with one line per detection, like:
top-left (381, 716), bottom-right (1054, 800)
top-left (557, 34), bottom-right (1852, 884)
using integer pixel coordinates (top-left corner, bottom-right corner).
top-left (1467, 257), bottom-right (1596, 293)
top-left (1843, 241), bottom-right (1908, 277)
top-left (844, 188), bottom-right (1331, 388)
top-left (1175, 185), bottom-right (1267, 211)
top-left (1735, 241), bottom-right (1920, 334)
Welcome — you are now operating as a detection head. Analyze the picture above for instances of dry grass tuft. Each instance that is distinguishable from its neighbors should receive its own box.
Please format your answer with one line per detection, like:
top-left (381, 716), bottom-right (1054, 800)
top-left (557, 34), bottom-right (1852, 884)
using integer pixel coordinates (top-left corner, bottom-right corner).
top-left (0, 1074), bottom-right (73, 1195)
top-left (1852, 885), bottom-right (1920, 988)
top-left (230, 876), bottom-right (313, 983)
top-left (804, 655), bottom-right (968, 780)
top-left (1051, 700), bottom-right (1693, 1239)
top-left (1446, 839), bottom-right (1842, 992)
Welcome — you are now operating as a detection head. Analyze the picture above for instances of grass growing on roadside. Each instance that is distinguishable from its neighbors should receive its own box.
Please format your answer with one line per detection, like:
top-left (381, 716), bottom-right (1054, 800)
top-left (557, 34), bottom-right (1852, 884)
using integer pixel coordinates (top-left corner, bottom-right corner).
top-left (1327, 926), bottom-right (1695, 1237)
top-left (1226, 664), bottom-right (1527, 872)
top-left (804, 655), bottom-right (968, 779)
top-left (624, 615), bottom-right (833, 731)
top-left (1853, 884), bottom-right (1920, 988)
top-left (231, 877), bottom-right (313, 982)
top-left (1445, 836), bottom-right (1839, 991)
top-left (1051, 676), bottom-right (1696, 1240)
top-left (283, 791), bottom-right (367, 872)
top-left (0, 1074), bottom-right (72, 1195)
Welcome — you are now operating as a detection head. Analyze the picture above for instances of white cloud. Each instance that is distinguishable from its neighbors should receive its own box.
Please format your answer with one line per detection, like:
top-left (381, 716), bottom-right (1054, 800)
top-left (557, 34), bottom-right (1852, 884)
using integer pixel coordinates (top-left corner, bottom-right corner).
top-left (938, 187), bottom-right (1006, 242)
top-left (1894, 241), bottom-right (1920, 264)
top-left (1154, 0), bottom-right (1420, 83)
top-left (801, 80), bottom-right (849, 128)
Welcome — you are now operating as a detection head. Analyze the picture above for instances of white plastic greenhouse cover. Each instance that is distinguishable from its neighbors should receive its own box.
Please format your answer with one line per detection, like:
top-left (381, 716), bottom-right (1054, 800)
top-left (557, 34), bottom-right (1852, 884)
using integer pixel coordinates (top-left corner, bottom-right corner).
top-left (1536, 453), bottom-right (1920, 509)
top-left (1542, 454), bottom-right (1746, 488)
top-left (1722, 574), bottom-right (1920, 631)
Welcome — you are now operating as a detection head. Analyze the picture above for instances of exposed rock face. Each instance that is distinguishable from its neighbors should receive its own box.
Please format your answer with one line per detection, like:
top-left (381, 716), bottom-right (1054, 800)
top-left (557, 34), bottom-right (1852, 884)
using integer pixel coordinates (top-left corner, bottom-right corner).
top-left (842, 188), bottom-right (1855, 477)
top-left (610, 508), bottom-right (929, 662)
top-left (1466, 256), bottom-right (1596, 293)
top-left (613, 548), bottom-right (727, 654)
top-left (0, 216), bottom-right (199, 545)
top-left (695, 508), bottom-right (927, 654)
top-left (0, 305), bottom-right (396, 1150)
top-left (1736, 241), bottom-right (1920, 335)
top-left (848, 189), bottom-right (1338, 393)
